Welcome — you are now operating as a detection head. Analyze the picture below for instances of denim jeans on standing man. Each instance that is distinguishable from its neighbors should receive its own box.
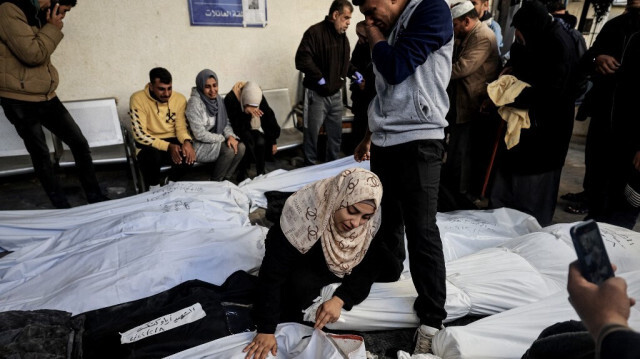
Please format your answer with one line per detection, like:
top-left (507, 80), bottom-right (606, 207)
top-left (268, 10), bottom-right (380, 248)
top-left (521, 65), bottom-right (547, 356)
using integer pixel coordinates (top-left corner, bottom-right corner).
top-left (303, 89), bottom-right (343, 165)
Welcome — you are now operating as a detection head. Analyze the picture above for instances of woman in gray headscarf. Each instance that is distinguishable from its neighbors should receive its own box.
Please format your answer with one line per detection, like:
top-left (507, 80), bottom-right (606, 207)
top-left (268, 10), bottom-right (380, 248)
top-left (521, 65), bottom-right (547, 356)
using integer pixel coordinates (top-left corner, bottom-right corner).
top-left (186, 69), bottom-right (245, 181)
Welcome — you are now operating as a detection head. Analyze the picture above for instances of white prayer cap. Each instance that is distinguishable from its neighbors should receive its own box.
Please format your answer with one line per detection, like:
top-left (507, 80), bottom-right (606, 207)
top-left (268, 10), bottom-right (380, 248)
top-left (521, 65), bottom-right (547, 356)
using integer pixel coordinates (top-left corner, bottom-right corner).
top-left (451, 0), bottom-right (475, 19)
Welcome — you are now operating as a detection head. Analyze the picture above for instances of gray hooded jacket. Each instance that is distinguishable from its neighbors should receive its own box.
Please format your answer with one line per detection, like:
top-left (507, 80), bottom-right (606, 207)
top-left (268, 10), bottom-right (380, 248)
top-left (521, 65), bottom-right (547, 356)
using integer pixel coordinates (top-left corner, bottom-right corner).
top-left (368, 0), bottom-right (454, 147)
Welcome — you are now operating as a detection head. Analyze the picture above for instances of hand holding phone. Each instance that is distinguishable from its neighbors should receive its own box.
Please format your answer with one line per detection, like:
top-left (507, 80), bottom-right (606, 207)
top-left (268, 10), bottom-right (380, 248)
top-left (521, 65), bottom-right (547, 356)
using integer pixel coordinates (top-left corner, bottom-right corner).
top-left (570, 220), bottom-right (615, 285)
top-left (45, 0), bottom-right (64, 30)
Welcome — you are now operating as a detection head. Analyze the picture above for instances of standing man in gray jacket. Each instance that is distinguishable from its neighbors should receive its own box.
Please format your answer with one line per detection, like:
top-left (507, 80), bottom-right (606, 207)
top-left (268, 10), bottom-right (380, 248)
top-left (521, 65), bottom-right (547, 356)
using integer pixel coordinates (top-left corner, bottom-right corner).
top-left (295, 0), bottom-right (361, 165)
top-left (353, 0), bottom-right (453, 354)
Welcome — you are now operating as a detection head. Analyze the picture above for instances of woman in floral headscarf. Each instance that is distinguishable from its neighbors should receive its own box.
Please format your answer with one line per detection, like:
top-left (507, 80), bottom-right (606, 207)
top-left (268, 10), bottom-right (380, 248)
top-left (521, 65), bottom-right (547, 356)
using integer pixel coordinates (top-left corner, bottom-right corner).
top-left (244, 168), bottom-right (386, 359)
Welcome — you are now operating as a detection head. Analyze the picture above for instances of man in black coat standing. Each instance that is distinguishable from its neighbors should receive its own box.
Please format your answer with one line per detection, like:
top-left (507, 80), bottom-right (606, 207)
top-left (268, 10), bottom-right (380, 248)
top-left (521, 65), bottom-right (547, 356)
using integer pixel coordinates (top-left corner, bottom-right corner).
top-left (582, 0), bottom-right (640, 229)
top-left (295, 0), bottom-right (360, 165)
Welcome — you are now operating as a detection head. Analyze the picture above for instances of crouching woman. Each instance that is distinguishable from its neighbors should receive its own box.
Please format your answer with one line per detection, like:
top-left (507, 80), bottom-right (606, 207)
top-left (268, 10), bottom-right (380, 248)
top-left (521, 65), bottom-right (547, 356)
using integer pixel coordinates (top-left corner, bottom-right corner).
top-left (244, 168), bottom-right (386, 359)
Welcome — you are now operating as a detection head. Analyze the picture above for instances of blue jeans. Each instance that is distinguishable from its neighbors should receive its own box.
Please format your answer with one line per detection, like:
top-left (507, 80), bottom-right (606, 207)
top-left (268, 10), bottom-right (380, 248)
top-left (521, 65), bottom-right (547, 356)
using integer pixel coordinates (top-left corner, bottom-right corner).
top-left (1, 96), bottom-right (102, 203)
top-left (370, 139), bottom-right (447, 328)
top-left (303, 89), bottom-right (342, 164)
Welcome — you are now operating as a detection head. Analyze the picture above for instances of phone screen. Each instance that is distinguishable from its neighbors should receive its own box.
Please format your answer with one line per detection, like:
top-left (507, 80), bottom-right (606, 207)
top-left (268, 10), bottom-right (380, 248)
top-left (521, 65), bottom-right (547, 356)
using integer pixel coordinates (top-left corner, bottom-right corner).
top-left (570, 220), bottom-right (615, 285)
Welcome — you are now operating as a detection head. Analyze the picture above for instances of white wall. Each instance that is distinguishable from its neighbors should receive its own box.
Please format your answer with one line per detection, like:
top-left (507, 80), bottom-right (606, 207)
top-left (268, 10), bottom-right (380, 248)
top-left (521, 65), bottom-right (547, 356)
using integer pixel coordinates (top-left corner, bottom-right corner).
top-left (52, 0), bottom-right (364, 123)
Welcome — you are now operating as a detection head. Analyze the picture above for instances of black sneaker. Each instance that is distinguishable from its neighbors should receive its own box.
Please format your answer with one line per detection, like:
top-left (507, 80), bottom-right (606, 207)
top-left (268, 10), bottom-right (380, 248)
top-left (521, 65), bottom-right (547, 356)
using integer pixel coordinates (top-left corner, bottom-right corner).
top-left (87, 193), bottom-right (111, 204)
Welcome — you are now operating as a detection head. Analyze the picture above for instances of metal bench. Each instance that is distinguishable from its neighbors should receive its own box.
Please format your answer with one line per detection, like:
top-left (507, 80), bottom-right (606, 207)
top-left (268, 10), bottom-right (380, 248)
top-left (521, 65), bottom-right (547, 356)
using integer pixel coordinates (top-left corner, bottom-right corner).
top-left (1, 98), bottom-right (134, 181)
top-left (54, 98), bottom-right (127, 166)
top-left (262, 88), bottom-right (303, 151)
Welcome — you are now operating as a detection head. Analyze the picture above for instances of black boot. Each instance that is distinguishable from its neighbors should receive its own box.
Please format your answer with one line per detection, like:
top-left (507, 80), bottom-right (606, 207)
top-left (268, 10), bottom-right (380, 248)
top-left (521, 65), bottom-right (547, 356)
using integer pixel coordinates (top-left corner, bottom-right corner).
top-left (47, 192), bottom-right (71, 209)
top-left (86, 192), bottom-right (111, 204)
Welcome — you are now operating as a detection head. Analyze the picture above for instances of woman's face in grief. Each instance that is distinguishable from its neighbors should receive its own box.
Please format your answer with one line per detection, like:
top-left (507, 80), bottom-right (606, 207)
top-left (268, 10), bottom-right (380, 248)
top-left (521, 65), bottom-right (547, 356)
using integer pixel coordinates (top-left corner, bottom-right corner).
top-left (333, 201), bottom-right (376, 234)
top-left (203, 77), bottom-right (219, 99)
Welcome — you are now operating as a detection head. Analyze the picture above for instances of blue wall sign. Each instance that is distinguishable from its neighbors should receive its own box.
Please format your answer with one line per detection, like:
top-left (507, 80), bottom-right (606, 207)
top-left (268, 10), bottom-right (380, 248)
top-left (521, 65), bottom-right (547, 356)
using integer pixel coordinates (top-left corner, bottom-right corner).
top-left (188, 0), bottom-right (267, 27)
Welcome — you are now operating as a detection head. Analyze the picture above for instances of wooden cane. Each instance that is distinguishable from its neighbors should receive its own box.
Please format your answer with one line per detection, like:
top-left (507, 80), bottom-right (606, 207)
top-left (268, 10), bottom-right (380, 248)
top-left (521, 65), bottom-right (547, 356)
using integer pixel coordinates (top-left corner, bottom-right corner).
top-left (481, 119), bottom-right (505, 198)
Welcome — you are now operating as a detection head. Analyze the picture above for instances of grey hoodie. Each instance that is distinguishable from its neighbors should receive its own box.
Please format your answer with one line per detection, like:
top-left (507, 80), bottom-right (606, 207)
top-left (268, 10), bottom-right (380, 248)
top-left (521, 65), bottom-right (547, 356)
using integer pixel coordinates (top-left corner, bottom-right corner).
top-left (368, 0), bottom-right (454, 147)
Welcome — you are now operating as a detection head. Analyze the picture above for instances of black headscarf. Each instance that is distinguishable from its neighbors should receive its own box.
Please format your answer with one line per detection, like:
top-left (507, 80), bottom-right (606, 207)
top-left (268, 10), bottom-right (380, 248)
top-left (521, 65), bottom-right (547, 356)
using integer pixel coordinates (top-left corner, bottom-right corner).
top-left (512, 1), bottom-right (553, 46)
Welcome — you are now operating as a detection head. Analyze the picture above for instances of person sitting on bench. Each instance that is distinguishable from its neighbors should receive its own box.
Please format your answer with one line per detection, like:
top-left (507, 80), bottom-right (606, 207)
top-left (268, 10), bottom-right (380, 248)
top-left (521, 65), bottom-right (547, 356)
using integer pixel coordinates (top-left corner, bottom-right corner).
top-left (185, 69), bottom-right (245, 182)
top-left (129, 67), bottom-right (195, 189)
top-left (224, 81), bottom-right (280, 182)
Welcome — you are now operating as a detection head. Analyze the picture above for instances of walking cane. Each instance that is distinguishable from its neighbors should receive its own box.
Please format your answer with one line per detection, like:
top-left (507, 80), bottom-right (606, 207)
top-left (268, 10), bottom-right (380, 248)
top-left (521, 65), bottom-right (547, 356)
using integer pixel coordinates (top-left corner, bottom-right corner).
top-left (481, 119), bottom-right (505, 198)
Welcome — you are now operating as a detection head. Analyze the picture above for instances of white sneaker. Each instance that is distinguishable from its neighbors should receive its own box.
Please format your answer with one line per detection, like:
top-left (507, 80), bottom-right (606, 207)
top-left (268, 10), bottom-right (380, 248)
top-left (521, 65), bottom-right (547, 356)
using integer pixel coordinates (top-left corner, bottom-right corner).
top-left (413, 324), bottom-right (441, 354)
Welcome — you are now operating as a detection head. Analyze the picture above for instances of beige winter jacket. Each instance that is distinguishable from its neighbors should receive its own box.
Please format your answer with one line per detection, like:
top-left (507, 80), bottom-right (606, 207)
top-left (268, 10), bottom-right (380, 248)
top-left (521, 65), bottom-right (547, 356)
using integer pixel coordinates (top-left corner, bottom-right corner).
top-left (0, 2), bottom-right (63, 102)
top-left (451, 21), bottom-right (499, 124)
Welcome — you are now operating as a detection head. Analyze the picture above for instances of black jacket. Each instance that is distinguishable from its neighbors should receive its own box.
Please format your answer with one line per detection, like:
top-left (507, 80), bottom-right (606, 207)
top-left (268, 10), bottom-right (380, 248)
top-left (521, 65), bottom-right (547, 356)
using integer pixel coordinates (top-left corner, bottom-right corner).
top-left (295, 17), bottom-right (356, 97)
top-left (600, 329), bottom-right (640, 359)
top-left (254, 223), bottom-right (391, 334)
top-left (224, 90), bottom-right (280, 147)
top-left (581, 10), bottom-right (640, 156)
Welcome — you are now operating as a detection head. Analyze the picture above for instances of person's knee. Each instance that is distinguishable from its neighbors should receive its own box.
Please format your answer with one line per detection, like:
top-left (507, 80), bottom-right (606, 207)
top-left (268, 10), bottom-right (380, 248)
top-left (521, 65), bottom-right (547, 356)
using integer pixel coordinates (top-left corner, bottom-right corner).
top-left (137, 147), bottom-right (162, 167)
top-left (377, 255), bottom-right (404, 282)
top-left (31, 150), bottom-right (53, 165)
top-left (236, 142), bottom-right (246, 157)
top-left (65, 133), bottom-right (91, 152)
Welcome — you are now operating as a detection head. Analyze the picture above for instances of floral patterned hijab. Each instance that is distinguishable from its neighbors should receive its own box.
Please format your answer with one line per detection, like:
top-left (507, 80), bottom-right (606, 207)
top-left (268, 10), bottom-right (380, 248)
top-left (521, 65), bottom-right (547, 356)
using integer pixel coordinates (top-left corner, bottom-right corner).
top-left (280, 168), bottom-right (383, 277)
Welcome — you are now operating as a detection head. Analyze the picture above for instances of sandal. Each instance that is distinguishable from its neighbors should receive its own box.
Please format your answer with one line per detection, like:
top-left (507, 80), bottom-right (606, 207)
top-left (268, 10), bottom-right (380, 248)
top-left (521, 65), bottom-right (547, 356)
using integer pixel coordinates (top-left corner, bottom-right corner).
top-left (565, 203), bottom-right (588, 215)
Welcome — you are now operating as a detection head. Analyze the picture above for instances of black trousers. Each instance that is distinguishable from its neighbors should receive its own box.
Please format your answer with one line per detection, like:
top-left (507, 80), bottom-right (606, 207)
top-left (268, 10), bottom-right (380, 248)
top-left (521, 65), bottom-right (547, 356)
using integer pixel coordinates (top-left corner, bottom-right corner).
top-left (136, 138), bottom-right (191, 188)
top-left (370, 139), bottom-right (447, 328)
top-left (443, 121), bottom-right (473, 195)
top-left (238, 129), bottom-right (267, 179)
top-left (584, 116), bottom-right (640, 229)
top-left (490, 166), bottom-right (562, 227)
top-left (1, 96), bottom-right (101, 202)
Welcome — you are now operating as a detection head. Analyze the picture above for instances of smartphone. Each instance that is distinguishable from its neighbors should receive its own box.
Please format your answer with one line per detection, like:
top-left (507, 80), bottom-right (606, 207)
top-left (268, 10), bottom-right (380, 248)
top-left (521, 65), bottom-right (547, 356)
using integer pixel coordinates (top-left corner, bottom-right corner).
top-left (570, 220), bottom-right (615, 285)
top-left (49, 0), bottom-right (59, 15)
